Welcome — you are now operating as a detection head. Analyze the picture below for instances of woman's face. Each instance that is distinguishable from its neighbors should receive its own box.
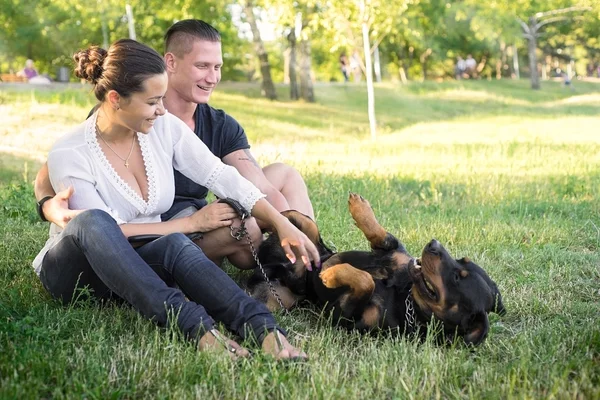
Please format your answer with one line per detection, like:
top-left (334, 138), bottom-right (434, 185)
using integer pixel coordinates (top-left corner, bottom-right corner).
top-left (117, 72), bottom-right (168, 134)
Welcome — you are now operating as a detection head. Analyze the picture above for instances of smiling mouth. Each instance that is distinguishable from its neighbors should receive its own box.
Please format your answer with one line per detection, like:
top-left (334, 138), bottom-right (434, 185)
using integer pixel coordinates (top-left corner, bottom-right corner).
top-left (413, 259), bottom-right (437, 299)
top-left (197, 85), bottom-right (213, 91)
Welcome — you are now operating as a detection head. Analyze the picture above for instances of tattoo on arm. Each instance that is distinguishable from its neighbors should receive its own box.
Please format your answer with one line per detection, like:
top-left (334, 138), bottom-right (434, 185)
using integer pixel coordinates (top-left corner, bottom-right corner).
top-left (239, 149), bottom-right (261, 169)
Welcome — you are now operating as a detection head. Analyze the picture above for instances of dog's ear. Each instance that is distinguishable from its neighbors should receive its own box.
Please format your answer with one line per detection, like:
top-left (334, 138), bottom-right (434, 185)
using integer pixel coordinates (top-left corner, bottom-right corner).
top-left (462, 312), bottom-right (489, 346)
top-left (458, 258), bottom-right (506, 316)
top-left (484, 276), bottom-right (506, 316)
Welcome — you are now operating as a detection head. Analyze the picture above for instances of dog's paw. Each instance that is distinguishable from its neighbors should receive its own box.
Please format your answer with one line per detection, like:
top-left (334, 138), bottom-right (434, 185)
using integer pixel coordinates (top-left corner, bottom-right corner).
top-left (348, 192), bottom-right (370, 210)
top-left (320, 267), bottom-right (342, 289)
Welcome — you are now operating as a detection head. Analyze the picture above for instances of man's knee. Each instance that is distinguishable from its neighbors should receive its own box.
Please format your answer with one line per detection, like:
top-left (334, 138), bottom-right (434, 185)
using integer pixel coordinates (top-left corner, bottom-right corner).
top-left (264, 162), bottom-right (307, 188)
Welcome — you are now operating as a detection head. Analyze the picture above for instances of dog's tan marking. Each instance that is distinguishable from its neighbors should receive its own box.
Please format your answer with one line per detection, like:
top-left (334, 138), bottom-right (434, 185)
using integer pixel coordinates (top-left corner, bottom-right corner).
top-left (460, 269), bottom-right (469, 278)
top-left (263, 283), bottom-right (301, 312)
top-left (361, 305), bottom-right (381, 328)
top-left (449, 304), bottom-right (459, 313)
top-left (281, 210), bottom-right (320, 244)
top-left (390, 252), bottom-right (412, 271)
top-left (320, 263), bottom-right (375, 299)
top-left (348, 193), bottom-right (388, 249)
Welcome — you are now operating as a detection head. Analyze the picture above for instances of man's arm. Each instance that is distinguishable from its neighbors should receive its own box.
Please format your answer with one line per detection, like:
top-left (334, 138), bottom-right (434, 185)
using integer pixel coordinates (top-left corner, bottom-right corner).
top-left (34, 162), bottom-right (82, 228)
top-left (222, 149), bottom-right (291, 212)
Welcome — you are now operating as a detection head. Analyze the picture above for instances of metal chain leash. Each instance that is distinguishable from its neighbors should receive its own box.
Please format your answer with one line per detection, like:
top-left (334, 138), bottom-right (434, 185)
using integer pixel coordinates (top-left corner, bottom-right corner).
top-left (405, 288), bottom-right (416, 332)
top-left (229, 215), bottom-right (288, 314)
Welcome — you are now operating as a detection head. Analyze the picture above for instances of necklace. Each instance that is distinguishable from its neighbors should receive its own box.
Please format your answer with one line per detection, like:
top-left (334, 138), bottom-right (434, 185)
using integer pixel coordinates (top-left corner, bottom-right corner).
top-left (96, 125), bottom-right (136, 168)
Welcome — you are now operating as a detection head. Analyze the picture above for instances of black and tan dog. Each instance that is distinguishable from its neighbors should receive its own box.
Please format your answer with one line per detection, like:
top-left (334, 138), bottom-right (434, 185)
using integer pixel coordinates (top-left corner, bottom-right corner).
top-left (248, 193), bottom-right (505, 346)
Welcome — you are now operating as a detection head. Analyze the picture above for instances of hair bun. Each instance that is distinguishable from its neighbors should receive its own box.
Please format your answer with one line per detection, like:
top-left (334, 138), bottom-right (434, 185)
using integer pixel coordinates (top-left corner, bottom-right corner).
top-left (73, 46), bottom-right (108, 84)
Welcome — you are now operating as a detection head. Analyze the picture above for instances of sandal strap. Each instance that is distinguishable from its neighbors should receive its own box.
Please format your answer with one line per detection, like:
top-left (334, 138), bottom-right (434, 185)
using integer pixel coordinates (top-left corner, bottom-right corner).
top-left (209, 328), bottom-right (237, 354)
top-left (273, 329), bottom-right (286, 353)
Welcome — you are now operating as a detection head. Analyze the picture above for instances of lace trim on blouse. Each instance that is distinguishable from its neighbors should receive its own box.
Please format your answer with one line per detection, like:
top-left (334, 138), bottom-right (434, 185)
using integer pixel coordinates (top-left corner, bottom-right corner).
top-left (86, 113), bottom-right (158, 216)
top-left (205, 163), bottom-right (226, 190)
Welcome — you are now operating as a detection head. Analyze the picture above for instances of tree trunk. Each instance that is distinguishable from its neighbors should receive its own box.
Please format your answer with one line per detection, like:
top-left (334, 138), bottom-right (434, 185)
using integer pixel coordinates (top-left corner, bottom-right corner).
top-left (244, 3), bottom-right (277, 100)
top-left (287, 30), bottom-right (299, 100)
top-left (373, 45), bottom-right (381, 82)
top-left (512, 44), bottom-right (520, 79)
top-left (497, 41), bottom-right (506, 79)
top-left (299, 38), bottom-right (314, 102)
top-left (362, 19), bottom-right (376, 140)
top-left (407, 46), bottom-right (414, 80)
top-left (420, 48), bottom-right (432, 81)
top-left (527, 23), bottom-right (540, 89)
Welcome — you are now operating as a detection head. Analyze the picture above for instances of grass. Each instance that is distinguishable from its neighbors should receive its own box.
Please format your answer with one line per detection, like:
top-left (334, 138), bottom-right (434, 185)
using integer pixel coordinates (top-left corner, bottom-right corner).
top-left (1, 79), bottom-right (599, 399)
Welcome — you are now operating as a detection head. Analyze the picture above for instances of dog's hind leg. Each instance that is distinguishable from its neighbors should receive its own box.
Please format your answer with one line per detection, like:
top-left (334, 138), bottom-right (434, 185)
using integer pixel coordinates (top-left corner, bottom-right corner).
top-left (348, 193), bottom-right (405, 252)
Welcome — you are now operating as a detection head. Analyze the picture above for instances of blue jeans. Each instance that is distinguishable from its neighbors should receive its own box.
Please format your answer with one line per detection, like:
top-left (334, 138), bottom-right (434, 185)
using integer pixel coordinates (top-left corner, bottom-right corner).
top-left (39, 209), bottom-right (281, 343)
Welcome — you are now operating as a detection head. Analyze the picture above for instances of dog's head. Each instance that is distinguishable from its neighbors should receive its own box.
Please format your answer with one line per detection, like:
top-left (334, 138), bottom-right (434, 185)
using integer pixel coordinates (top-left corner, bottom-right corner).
top-left (408, 239), bottom-right (505, 346)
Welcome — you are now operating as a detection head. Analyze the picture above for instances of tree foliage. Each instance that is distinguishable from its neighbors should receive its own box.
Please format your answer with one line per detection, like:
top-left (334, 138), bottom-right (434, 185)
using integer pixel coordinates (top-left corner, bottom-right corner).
top-left (1, 0), bottom-right (598, 84)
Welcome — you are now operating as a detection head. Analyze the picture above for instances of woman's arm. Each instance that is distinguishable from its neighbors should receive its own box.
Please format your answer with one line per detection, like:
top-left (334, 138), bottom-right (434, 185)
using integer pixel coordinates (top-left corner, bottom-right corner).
top-left (250, 199), bottom-right (321, 270)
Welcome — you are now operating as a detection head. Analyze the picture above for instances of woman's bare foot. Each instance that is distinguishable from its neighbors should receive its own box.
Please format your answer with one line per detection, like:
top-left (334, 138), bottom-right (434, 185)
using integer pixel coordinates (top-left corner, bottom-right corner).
top-left (262, 330), bottom-right (308, 361)
top-left (198, 328), bottom-right (250, 360)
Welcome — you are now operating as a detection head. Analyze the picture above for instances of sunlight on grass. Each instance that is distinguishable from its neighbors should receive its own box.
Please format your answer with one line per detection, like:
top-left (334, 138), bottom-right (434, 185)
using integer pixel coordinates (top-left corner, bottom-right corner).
top-left (1, 81), bottom-right (599, 399)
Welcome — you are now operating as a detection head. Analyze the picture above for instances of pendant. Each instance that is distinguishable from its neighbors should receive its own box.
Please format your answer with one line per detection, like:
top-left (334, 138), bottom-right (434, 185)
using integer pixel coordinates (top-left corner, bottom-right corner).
top-left (125, 161), bottom-right (130, 168)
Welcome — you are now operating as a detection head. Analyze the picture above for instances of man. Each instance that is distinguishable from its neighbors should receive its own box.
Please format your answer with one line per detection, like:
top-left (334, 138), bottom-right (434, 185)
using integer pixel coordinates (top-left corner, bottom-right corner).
top-left (35, 19), bottom-right (314, 270)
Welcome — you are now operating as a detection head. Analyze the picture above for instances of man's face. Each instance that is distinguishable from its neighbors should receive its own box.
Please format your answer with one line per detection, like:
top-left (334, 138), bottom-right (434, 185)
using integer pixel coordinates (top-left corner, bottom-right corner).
top-left (167, 40), bottom-right (223, 104)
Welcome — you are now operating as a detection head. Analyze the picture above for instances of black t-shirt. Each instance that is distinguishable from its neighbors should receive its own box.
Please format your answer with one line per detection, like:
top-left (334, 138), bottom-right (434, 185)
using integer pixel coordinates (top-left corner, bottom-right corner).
top-left (162, 104), bottom-right (250, 220)
top-left (86, 103), bottom-right (250, 220)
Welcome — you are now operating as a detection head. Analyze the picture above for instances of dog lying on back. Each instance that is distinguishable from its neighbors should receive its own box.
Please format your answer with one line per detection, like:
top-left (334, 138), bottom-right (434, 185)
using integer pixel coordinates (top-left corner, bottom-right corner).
top-left (248, 193), bottom-right (505, 346)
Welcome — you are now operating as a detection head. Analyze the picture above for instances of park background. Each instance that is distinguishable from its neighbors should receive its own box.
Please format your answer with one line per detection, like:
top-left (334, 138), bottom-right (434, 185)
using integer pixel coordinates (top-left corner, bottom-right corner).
top-left (1, 0), bottom-right (600, 399)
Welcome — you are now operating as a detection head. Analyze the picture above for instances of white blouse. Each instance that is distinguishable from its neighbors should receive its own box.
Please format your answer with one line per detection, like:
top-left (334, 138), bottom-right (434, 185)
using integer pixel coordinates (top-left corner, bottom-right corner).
top-left (32, 111), bottom-right (265, 275)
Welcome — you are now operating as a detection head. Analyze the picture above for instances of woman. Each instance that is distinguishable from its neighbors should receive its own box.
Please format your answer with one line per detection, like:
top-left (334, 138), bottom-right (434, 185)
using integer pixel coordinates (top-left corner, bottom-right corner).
top-left (33, 39), bottom-right (319, 360)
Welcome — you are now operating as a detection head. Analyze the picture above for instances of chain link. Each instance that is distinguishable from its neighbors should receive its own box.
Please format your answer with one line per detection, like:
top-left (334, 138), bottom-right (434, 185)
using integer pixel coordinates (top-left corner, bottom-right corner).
top-left (405, 288), bottom-right (416, 332)
top-left (229, 215), bottom-right (288, 314)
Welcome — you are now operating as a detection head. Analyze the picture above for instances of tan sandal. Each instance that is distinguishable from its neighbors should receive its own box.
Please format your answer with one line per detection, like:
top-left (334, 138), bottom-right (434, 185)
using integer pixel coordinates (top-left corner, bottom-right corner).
top-left (198, 328), bottom-right (250, 360)
top-left (262, 329), bottom-right (308, 362)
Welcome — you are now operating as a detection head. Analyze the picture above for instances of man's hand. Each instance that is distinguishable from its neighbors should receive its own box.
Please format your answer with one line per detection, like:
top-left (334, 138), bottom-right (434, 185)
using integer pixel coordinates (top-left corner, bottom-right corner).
top-left (43, 186), bottom-right (84, 228)
top-left (187, 201), bottom-right (240, 233)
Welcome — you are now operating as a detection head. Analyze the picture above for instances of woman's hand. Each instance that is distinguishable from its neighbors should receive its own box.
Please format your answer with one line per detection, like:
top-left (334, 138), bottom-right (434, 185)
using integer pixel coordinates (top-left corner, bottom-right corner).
top-left (272, 217), bottom-right (321, 271)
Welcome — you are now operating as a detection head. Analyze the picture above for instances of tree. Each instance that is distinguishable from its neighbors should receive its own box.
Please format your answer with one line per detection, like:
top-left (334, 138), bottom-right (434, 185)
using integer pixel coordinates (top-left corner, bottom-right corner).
top-left (241, 0), bottom-right (278, 100)
top-left (518, 6), bottom-right (591, 89)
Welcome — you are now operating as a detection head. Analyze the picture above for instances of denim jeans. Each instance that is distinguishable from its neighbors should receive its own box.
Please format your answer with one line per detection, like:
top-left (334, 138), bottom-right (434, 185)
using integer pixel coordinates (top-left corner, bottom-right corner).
top-left (39, 209), bottom-right (280, 343)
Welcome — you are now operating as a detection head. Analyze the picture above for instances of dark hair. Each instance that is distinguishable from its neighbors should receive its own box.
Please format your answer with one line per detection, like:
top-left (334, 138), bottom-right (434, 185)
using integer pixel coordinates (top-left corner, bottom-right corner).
top-left (164, 19), bottom-right (221, 58)
top-left (73, 39), bottom-right (166, 101)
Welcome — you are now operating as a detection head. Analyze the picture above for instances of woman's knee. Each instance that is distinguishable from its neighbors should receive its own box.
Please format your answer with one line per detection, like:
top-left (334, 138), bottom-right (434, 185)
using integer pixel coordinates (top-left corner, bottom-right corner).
top-left (63, 209), bottom-right (119, 238)
top-left (70, 209), bottom-right (116, 229)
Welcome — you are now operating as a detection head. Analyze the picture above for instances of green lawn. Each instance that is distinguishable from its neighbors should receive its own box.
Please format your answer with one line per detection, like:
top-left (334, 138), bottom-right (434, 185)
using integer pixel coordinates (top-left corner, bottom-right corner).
top-left (1, 79), bottom-right (599, 399)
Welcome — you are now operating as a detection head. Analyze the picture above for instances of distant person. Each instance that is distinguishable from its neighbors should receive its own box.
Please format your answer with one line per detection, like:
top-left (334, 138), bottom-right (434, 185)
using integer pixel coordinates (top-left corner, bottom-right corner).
top-left (17, 59), bottom-right (38, 79)
top-left (455, 56), bottom-right (466, 80)
top-left (339, 53), bottom-right (350, 82)
top-left (562, 72), bottom-right (574, 90)
top-left (465, 54), bottom-right (477, 78)
top-left (17, 59), bottom-right (51, 84)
